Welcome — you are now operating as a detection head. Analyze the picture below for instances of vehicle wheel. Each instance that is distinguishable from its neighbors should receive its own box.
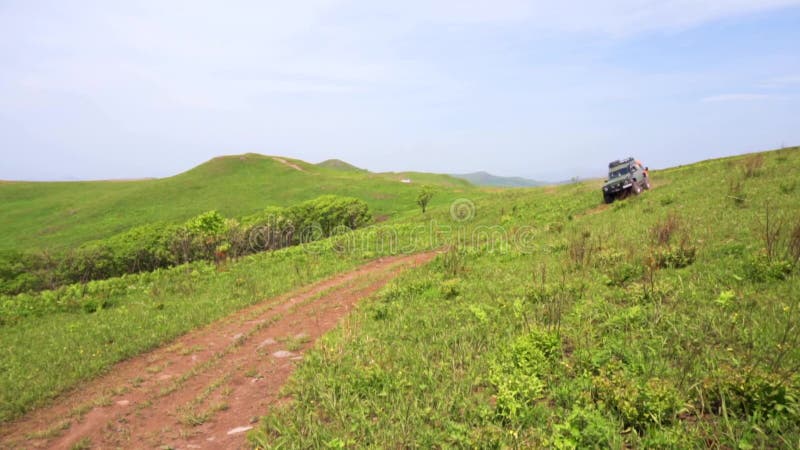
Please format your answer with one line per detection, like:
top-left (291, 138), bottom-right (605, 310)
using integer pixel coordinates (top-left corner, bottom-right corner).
top-left (644, 178), bottom-right (651, 190)
top-left (631, 183), bottom-right (642, 195)
top-left (603, 193), bottom-right (614, 204)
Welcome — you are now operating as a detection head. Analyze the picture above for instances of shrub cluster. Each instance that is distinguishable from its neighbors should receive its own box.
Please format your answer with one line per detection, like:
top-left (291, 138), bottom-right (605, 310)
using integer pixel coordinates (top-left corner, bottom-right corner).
top-left (490, 330), bottom-right (561, 424)
top-left (652, 244), bottom-right (697, 269)
top-left (701, 366), bottom-right (799, 424)
top-left (592, 361), bottom-right (683, 430)
top-left (0, 195), bottom-right (371, 295)
top-left (0, 261), bottom-right (215, 321)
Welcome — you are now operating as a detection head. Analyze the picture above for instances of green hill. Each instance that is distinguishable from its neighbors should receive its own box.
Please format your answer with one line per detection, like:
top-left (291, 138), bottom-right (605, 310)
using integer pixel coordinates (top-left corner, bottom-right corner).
top-left (315, 158), bottom-right (365, 172)
top-left (450, 171), bottom-right (548, 187)
top-left (252, 146), bottom-right (800, 447)
top-left (2, 146), bottom-right (800, 447)
top-left (0, 153), bottom-right (475, 251)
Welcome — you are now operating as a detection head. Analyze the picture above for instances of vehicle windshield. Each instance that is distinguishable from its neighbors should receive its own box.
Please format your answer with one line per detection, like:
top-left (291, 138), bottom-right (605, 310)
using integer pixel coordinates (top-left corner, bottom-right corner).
top-left (608, 166), bottom-right (630, 179)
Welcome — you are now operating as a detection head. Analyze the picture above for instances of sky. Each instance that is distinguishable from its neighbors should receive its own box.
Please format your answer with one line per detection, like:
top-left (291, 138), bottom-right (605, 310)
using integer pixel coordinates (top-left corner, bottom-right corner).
top-left (1, 1), bottom-right (799, 181)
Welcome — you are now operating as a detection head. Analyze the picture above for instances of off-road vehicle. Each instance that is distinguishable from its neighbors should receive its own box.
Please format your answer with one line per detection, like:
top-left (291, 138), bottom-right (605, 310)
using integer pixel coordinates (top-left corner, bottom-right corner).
top-left (602, 157), bottom-right (650, 204)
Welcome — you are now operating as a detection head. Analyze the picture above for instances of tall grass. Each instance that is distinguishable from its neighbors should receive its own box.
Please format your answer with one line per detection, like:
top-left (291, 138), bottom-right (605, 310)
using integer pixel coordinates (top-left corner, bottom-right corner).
top-left (2, 146), bottom-right (799, 448)
top-left (249, 147), bottom-right (800, 448)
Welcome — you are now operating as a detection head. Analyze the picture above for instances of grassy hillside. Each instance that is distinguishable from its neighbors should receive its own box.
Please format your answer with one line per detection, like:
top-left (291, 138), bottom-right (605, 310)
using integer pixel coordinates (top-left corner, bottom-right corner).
top-left (1, 146), bottom-right (798, 448)
top-left (451, 171), bottom-right (548, 187)
top-left (250, 147), bottom-right (800, 448)
top-left (0, 154), bottom-right (475, 251)
top-left (315, 159), bottom-right (366, 172)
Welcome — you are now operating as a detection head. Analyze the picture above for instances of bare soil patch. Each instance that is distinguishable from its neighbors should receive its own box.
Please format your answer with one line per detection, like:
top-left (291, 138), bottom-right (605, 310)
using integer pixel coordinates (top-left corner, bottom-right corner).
top-left (579, 203), bottom-right (611, 217)
top-left (1, 252), bottom-right (436, 449)
top-left (271, 157), bottom-right (305, 172)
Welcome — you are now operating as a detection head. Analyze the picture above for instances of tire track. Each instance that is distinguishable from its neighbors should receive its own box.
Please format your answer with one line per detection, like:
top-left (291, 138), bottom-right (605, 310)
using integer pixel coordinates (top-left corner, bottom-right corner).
top-left (1, 252), bottom-right (437, 449)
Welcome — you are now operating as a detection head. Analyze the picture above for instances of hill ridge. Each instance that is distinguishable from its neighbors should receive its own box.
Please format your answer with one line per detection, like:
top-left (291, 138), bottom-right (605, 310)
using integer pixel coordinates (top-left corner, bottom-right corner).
top-left (0, 153), bottom-right (474, 251)
top-left (450, 171), bottom-right (548, 187)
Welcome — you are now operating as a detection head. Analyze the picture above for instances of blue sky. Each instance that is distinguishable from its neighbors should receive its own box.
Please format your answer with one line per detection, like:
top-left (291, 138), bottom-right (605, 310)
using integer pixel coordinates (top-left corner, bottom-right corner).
top-left (1, 1), bottom-right (799, 181)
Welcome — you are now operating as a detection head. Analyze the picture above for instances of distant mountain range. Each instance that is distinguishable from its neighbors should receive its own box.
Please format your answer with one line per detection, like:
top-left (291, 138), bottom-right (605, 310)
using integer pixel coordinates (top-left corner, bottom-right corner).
top-left (449, 171), bottom-right (549, 187)
top-left (314, 160), bottom-right (549, 188)
top-left (317, 159), bottom-right (559, 188)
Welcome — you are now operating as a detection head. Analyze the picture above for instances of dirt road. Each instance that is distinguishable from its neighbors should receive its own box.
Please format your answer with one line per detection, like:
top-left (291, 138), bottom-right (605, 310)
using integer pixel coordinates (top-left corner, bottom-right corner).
top-left (1, 252), bottom-right (436, 449)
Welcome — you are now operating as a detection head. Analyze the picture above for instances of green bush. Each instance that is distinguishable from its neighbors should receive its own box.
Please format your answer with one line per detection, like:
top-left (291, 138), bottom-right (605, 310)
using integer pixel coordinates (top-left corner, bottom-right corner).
top-left (592, 362), bottom-right (683, 430)
top-left (287, 195), bottom-right (372, 243)
top-left (653, 244), bottom-right (697, 269)
top-left (742, 254), bottom-right (793, 282)
top-left (56, 223), bottom-right (178, 284)
top-left (0, 196), bottom-right (372, 295)
top-left (490, 330), bottom-right (561, 424)
top-left (0, 251), bottom-right (50, 294)
top-left (170, 211), bottom-right (227, 263)
top-left (702, 367), bottom-right (799, 422)
top-left (239, 206), bottom-right (294, 254)
top-left (552, 407), bottom-right (621, 449)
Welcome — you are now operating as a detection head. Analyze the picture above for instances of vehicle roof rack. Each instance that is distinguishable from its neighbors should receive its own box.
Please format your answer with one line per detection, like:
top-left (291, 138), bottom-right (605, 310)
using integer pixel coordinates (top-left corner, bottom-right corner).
top-left (608, 157), bottom-right (634, 168)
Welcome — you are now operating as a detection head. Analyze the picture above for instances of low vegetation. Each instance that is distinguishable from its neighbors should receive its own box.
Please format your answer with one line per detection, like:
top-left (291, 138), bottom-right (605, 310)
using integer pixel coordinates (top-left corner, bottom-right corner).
top-left (0, 153), bottom-right (474, 251)
top-left (416, 185), bottom-right (435, 214)
top-left (0, 246), bottom-right (341, 422)
top-left (1, 146), bottom-right (799, 449)
top-left (0, 195), bottom-right (371, 295)
top-left (249, 147), bottom-right (800, 448)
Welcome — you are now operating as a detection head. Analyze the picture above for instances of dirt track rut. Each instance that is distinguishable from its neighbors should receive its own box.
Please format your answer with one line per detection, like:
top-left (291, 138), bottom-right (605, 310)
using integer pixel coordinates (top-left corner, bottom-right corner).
top-left (0, 252), bottom-right (436, 449)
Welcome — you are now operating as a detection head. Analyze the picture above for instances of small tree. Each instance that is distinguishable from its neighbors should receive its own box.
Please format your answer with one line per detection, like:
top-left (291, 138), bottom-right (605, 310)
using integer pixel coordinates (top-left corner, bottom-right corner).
top-left (416, 185), bottom-right (434, 213)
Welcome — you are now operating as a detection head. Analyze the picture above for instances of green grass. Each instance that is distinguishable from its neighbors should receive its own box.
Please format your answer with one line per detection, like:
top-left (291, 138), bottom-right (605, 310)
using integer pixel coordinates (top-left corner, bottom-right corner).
top-left (0, 153), bottom-right (475, 251)
top-left (2, 146), bottom-right (799, 448)
top-left (315, 158), bottom-right (367, 172)
top-left (69, 437), bottom-right (92, 450)
top-left (0, 245), bottom-right (360, 422)
top-left (249, 146), bottom-right (800, 448)
top-left (0, 223), bottom-right (449, 423)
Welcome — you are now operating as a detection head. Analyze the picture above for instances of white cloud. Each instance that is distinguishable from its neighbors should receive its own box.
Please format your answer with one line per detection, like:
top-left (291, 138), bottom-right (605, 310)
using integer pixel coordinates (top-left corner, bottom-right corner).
top-left (2, 0), bottom-right (800, 180)
top-left (701, 93), bottom-right (773, 102)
